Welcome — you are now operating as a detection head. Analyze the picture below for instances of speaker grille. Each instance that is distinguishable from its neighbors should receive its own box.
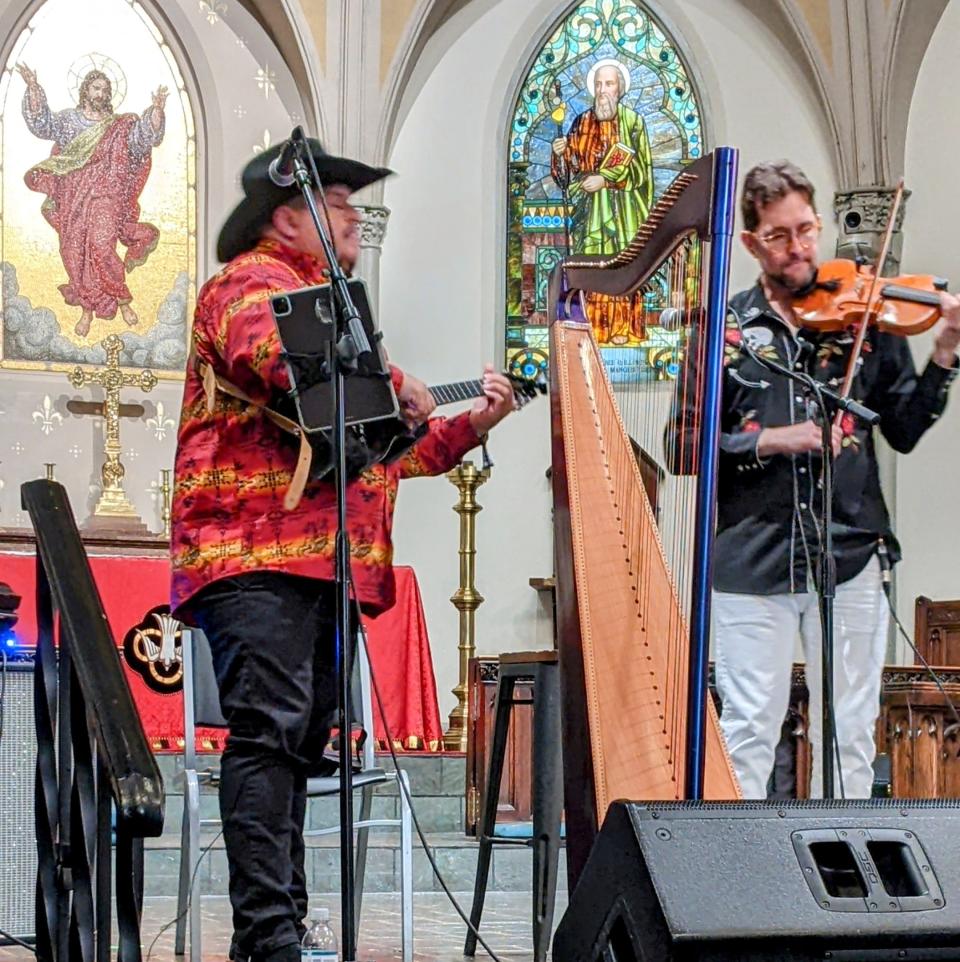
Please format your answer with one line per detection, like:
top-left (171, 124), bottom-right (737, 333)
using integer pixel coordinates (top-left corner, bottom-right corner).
top-left (0, 654), bottom-right (36, 942)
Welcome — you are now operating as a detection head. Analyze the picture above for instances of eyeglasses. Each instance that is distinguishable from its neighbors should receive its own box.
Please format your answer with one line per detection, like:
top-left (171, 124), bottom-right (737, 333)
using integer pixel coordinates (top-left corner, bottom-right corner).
top-left (754, 222), bottom-right (820, 253)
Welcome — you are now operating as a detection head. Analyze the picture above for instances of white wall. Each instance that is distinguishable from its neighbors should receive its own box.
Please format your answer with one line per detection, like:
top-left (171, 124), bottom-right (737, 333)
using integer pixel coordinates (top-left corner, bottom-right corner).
top-left (380, 0), bottom-right (839, 717)
top-left (898, 0), bottom-right (960, 646)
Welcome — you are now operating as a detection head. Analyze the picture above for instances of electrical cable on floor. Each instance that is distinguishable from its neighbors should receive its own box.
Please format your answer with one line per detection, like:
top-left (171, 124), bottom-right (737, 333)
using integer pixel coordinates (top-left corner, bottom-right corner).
top-left (145, 827), bottom-right (224, 962)
top-left (0, 926), bottom-right (35, 955)
top-left (355, 609), bottom-right (507, 962)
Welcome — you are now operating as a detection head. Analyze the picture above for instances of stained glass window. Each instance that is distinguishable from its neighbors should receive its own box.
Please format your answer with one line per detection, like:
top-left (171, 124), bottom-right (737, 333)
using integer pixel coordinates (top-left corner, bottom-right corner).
top-left (505, 0), bottom-right (704, 383)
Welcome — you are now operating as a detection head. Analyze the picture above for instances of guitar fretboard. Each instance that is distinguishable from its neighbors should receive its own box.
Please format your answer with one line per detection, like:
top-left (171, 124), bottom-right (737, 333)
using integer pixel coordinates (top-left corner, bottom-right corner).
top-left (429, 380), bottom-right (484, 405)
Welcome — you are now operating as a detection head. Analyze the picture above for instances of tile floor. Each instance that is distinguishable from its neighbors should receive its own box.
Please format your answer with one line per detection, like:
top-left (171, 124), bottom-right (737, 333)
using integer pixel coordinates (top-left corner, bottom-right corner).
top-left (0, 889), bottom-right (569, 961)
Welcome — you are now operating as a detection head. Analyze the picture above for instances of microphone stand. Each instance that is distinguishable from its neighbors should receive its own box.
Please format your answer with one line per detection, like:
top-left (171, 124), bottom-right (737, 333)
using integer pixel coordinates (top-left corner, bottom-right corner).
top-left (285, 127), bottom-right (366, 962)
top-left (734, 318), bottom-right (878, 798)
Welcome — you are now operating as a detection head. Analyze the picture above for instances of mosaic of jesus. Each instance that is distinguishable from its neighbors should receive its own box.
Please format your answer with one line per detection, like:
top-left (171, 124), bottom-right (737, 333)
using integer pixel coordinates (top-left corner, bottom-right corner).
top-left (17, 61), bottom-right (167, 338)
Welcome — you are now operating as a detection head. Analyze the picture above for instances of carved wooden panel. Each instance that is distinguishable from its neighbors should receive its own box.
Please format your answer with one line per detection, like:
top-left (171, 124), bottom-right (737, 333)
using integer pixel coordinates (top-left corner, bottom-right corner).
top-left (791, 665), bottom-right (960, 799)
top-left (465, 657), bottom-right (533, 835)
top-left (884, 669), bottom-right (960, 798)
top-left (915, 597), bottom-right (960, 667)
top-left (784, 665), bottom-right (813, 800)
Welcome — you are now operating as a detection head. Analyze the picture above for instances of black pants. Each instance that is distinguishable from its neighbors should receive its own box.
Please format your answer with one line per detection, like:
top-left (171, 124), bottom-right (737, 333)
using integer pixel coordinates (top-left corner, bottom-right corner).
top-left (187, 572), bottom-right (342, 959)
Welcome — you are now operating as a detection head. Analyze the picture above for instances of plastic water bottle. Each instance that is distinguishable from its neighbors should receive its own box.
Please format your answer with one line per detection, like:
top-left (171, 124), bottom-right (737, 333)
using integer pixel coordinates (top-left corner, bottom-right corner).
top-left (301, 908), bottom-right (338, 961)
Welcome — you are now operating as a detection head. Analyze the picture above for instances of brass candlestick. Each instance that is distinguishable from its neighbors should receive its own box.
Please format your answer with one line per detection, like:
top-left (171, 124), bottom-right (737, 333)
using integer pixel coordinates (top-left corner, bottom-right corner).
top-left (444, 459), bottom-right (490, 752)
top-left (160, 469), bottom-right (172, 539)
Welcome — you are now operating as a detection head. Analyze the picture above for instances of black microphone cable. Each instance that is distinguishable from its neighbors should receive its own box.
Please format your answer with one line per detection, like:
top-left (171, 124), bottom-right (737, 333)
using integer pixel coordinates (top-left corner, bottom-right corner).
top-left (348, 576), bottom-right (507, 962)
top-left (876, 540), bottom-right (960, 738)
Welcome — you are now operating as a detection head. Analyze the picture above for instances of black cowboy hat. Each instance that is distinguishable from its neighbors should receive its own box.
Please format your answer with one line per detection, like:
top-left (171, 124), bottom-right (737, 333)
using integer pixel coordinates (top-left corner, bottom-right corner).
top-left (216, 137), bottom-right (392, 262)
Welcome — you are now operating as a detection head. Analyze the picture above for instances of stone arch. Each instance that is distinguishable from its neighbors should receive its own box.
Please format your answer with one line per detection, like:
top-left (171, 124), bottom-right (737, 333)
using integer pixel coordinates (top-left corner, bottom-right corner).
top-left (0, 0), bottom-right (205, 155)
top-left (236, 0), bottom-right (328, 142)
top-left (378, 0), bottom-right (841, 174)
top-left (885, 0), bottom-right (950, 182)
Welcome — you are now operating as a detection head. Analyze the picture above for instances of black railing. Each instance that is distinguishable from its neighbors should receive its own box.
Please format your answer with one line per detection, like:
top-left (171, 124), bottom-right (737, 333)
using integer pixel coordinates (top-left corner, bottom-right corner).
top-left (22, 480), bottom-right (164, 962)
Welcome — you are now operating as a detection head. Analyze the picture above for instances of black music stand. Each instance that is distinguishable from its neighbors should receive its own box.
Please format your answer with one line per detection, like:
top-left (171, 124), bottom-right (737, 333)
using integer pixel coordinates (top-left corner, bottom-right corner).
top-left (271, 279), bottom-right (398, 436)
top-left (277, 126), bottom-right (372, 962)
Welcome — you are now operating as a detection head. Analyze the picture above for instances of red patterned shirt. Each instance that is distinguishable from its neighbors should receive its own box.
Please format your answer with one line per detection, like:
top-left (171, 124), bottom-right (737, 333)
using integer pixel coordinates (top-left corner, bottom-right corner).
top-left (171, 239), bottom-right (479, 615)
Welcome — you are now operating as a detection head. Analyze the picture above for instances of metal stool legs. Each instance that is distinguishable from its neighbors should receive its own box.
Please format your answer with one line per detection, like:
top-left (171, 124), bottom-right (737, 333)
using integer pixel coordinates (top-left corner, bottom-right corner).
top-left (464, 673), bottom-right (515, 957)
top-left (464, 656), bottom-right (562, 962)
top-left (531, 661), bottom-right (563, 962)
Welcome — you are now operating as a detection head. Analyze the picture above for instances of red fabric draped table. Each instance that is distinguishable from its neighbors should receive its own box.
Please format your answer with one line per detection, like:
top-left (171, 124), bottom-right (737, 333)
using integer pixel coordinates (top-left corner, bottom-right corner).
top-left (1, 548), bottom-right (443, 753)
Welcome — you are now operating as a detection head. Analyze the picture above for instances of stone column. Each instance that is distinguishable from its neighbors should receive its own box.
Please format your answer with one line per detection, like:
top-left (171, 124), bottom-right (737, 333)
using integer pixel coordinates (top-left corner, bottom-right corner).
top-left (833, 185), bottom-right (910, 275)
top-left (354, 204), bottom-right (390, 319)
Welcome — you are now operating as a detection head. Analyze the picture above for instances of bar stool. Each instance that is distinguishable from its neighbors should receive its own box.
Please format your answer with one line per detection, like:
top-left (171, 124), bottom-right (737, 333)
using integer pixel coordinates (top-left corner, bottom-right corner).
top-left (464, 651), bottom-right (563, 962)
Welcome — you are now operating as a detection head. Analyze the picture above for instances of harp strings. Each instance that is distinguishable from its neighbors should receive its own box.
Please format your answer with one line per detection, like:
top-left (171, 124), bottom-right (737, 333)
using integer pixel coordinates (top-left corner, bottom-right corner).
top-left (609, 234), bottom-right (705, 783)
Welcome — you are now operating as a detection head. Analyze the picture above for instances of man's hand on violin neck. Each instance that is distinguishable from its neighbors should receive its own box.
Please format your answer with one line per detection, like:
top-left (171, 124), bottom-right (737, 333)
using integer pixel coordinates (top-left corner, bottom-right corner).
top-left (757, 420), bottom-right (842, 458)
top-left (932, 291), bottom-right (960, 369)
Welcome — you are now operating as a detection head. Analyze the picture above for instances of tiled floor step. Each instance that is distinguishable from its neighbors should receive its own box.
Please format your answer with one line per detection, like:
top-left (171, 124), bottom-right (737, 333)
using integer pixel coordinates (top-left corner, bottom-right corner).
top-left (149, 752), bottom-right (559, 895)
top-left (145, 830), bottom-right (566, 896)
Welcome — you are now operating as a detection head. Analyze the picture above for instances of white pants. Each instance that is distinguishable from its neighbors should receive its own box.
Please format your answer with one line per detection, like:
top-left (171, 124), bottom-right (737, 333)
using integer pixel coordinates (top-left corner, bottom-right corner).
top-left (713, 557), bottom-right (888, 799)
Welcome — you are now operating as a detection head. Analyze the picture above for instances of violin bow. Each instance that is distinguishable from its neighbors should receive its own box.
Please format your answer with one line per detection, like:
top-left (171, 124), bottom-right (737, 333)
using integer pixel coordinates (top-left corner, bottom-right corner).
top-left (833, 177), bottom-right (905, 425)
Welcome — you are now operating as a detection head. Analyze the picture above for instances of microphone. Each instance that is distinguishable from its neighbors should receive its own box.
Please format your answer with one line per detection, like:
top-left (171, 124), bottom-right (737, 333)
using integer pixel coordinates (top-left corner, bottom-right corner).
top-left (877, 539), bottom-right (892, 593)
top-left (268, 131), bottom-right (303, 188)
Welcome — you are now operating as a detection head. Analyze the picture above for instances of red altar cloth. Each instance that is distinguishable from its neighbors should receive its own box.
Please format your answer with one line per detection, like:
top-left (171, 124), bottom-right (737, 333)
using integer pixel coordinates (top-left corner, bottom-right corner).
top-left (366, 566), bottom-right (444, 751)
top-left (0, 551), bottom-right (443, 752)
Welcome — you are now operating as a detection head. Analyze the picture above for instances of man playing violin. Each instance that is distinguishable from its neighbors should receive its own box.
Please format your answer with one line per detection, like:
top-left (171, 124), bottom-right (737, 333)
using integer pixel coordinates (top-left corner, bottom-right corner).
top-left (711, 160), bottom-right (960, 799)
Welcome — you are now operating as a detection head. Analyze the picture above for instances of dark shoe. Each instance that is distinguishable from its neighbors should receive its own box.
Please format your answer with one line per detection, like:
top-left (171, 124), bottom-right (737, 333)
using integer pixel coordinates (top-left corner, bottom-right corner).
top-left (260, 944), bottom-right (302, 962)
top-left (233, 943), bottom-right (301, 962)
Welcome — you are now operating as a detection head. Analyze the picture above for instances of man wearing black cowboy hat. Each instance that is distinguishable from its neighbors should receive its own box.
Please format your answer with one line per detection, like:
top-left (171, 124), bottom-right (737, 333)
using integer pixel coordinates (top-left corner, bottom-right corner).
top-left (170, 139), bottom-right (516, 962)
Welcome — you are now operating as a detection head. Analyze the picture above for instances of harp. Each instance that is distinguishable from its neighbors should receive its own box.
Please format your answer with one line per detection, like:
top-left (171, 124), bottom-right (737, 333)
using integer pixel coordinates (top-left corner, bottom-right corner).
top-left (549, 147), bottom-right (742, 885)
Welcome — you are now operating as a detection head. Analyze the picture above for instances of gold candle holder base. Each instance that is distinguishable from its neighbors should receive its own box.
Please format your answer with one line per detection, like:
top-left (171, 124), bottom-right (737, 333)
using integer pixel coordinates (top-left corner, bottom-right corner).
top-left (443, 460), bottom-right (490, 753)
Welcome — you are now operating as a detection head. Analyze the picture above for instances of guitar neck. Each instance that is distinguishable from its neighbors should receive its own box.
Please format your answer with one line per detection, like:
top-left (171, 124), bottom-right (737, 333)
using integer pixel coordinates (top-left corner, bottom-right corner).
top-left (429, 380), bottom-right (484, 405)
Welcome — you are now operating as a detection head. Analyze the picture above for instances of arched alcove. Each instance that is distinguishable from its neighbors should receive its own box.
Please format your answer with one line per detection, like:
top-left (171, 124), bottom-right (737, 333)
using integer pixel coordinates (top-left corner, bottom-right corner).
top-left (0, 0), bottom-right (199, 374)
top-left (0, 0), bottom-right (324, 531)
top-left (378, 0), bottom-right (834, 171)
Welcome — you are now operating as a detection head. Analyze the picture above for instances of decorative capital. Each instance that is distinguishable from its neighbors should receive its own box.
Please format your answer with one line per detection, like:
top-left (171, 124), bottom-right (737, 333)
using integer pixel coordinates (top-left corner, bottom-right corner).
top-left (833, 185), bottom-right (912, 274)
top-left (355, 205), bottom-right (390, 250)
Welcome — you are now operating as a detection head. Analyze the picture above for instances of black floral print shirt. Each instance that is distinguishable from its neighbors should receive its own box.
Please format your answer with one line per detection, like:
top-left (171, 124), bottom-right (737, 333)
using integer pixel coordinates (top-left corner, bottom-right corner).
top-left (670, 282), bottom-right (957, 595)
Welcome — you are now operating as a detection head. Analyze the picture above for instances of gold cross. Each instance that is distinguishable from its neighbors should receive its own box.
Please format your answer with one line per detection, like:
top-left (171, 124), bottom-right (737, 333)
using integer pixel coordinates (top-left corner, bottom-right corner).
top-left (68, 333), bottom-right (157, 521)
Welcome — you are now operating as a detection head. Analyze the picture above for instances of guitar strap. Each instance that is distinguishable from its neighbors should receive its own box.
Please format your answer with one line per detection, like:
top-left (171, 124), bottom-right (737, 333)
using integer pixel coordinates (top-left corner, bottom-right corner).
top-left (196, 357), bottom-right (312, 511)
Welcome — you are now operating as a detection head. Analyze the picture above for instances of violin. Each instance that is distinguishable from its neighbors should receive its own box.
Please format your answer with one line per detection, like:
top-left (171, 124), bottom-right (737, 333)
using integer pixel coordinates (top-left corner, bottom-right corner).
top-left (786, 177), bottom-right (949, 423)
top-left (792, 258), bottom-right (949, 337)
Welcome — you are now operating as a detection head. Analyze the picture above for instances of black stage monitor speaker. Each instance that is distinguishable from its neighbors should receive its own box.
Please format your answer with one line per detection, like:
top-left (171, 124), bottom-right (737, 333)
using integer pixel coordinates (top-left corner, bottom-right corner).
top-left (553, 799), bottom-right (960, 962)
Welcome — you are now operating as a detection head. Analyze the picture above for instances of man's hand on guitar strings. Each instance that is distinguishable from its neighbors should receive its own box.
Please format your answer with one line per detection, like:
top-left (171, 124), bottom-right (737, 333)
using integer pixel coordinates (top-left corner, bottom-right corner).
top-left (469, 364), bottom-right (516, 436)
top-left (397, 371), bottom-right (437, 426)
